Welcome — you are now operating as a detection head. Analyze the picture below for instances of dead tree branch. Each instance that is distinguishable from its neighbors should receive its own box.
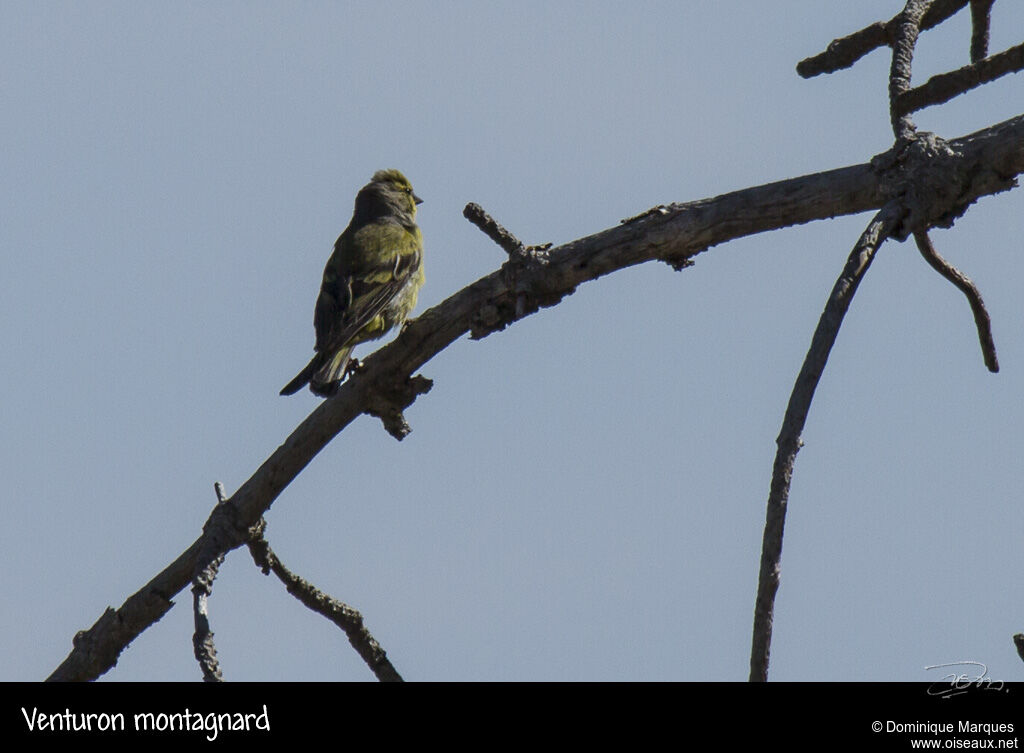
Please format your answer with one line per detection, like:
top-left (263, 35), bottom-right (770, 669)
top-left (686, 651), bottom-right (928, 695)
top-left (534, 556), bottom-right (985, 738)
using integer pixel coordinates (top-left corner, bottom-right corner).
top-left (247, 521), bottom-right (402, 682)
top-left (750, 203), bottom-right (903, 682)
top-left (750, 0), bottom-right (1018, 681)
top-left (797, 0), bottom-right (968, 78)
top-left (970, 0), bottom-right (995, 62)
top-left (190, 482), bottom-right (229, 682)
top-left (897, 41), bottom-right (1024, 116)
top-left (463, 202), bottom-right (527, 256)
top-left (913, 231), bottom-right (999, 371)
top-left (889, 0), bottom-right (930, 141)
top-left (47, 112), bottom-right (1023, 681)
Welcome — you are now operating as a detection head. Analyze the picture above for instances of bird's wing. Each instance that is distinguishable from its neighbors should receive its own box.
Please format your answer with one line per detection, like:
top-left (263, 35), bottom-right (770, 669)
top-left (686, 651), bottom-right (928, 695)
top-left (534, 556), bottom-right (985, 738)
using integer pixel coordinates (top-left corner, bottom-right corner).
top-left (315, 224), bottom-right (422, 355)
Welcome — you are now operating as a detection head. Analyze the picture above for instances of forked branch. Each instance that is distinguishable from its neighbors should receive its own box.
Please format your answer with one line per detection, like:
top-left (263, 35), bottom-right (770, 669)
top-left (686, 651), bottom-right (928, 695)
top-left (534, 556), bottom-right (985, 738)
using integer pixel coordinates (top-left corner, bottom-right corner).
top-left (797, 0), bottom-right (967, 78)
top-left (751, 0), bottom-right (1015, 681)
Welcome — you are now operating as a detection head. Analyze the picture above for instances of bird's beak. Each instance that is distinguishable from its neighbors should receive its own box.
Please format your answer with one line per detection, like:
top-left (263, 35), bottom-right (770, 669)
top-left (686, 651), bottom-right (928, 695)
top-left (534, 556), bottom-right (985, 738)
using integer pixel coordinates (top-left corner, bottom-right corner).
top-left (413, 192), bottom-right (423, 205)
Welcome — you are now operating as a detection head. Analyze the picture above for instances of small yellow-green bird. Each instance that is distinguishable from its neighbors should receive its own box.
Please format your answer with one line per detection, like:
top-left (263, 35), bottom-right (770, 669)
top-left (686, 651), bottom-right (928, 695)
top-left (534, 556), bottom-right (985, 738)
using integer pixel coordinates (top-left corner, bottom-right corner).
top-left (280, 169), bottom-right (424, 397)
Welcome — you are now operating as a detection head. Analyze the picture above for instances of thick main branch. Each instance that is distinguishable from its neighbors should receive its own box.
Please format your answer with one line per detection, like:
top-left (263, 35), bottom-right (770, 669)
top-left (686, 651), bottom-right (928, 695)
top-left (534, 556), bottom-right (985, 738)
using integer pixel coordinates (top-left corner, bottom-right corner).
top-left (48, 114), bottom-right (1024, 682)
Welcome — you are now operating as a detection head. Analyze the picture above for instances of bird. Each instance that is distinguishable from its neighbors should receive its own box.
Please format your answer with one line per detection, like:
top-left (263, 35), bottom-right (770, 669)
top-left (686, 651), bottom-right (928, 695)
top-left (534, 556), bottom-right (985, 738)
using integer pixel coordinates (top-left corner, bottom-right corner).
top-left (280, 169), bottom-right (424, 397)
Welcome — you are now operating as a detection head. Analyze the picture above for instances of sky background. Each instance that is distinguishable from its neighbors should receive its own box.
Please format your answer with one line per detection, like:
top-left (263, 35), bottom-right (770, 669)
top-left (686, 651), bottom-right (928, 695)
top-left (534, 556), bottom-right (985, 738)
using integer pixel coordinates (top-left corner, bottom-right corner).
top-left (3, 1), bottom-right (1023, 682)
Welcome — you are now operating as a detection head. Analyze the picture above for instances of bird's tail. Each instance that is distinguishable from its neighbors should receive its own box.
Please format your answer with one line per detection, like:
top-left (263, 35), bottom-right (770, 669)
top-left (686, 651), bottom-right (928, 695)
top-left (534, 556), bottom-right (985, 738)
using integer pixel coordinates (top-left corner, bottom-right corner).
top-left (310, 346), bottom-right (352, 397)
top-left (279, 354), bottom-right (322, 396)
top-left (279, 347), bottom-right (352, 397)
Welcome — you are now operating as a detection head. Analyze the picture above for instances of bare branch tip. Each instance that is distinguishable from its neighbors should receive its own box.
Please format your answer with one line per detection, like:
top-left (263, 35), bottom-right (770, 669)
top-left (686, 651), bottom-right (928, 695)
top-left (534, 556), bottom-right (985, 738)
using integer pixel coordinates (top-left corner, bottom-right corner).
top-left (797, 0), bottom-right (970, 78)
top-left (464, 202), bottom-right (525, 256)
top-left (248, 531), bottom-right (403, 681)
top-left (912, 230), bottom-right (999, 373)
top-left (361, 372), bottom-right (433, 440)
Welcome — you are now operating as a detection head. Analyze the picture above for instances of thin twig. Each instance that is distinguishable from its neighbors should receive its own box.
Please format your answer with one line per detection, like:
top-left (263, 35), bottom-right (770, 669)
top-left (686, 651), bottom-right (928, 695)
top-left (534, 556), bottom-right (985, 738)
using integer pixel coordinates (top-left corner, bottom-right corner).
top-left (797, 0), bottom-right (967, 78)
top-left (896, 41), bottom-right (1024, 116)
top-left (463, 202), bottom-right (554, 323)
top-left (247, 524), bottom-right (403, 682)
top-left (889, 0), bottom-right (932, 141)
top-left (913, 230), bottom-right (999, 372)
top-left (463, 202), bottom-right (525, 256)
top-left (969, 0), bottom-right (995, 62)
top-left (750, 204), bottom-right (902, 682)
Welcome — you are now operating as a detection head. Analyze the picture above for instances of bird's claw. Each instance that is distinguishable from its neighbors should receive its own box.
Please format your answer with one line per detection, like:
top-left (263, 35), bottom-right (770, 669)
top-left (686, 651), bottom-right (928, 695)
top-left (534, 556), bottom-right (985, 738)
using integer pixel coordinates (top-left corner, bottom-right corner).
top-left (343, 357), bottom-right (364, 379)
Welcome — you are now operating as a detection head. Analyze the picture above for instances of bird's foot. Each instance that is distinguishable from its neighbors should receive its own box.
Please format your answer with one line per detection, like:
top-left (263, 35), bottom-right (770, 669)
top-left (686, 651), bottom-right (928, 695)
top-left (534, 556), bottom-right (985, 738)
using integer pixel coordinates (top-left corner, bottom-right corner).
top-left (343, 357), bottom-right (364, 379)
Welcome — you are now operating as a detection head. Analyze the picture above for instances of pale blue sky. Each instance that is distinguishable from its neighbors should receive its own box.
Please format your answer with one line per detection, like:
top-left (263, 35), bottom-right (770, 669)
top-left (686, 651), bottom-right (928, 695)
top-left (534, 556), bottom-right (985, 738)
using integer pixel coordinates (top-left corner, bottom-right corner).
top-left (3, 1), bottom-right (1023, 681)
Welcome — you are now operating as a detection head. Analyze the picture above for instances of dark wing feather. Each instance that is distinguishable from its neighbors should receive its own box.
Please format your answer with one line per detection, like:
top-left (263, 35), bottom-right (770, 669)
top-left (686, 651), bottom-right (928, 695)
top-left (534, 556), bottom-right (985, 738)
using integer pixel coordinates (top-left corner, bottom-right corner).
top-left (315, 229), bottom-right (421, 356)
top-left (282, 222), bottom-right (421, 396)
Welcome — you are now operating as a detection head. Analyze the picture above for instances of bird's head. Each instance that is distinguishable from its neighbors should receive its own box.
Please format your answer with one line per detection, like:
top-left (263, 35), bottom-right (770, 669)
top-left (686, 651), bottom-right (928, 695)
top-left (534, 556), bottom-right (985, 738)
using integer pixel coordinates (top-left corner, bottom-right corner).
top-left (354, 169), bottom-right (422, 225)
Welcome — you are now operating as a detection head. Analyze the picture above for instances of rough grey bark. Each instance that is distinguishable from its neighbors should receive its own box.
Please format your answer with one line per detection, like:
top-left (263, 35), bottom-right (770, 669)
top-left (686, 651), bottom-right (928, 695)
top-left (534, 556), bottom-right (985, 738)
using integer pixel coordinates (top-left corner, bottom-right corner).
top-left (47, 111), bottom-right (1023, 681)
top-left (748, 0), bottom-right (1021, 682)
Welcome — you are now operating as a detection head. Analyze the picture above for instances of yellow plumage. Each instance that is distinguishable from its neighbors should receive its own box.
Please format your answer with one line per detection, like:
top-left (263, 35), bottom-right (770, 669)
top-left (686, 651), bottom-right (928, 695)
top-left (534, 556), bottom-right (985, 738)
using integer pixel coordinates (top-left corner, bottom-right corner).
top-left (280, 169), bottom-right (424, 397)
